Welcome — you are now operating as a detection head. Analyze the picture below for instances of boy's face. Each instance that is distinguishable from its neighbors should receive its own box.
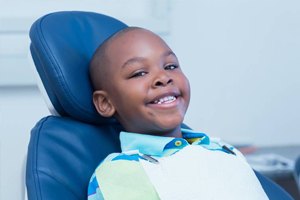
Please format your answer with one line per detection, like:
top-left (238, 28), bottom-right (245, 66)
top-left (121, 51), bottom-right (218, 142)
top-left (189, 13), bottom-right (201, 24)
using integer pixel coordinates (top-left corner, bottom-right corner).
top-left (95, 29), bottom-right (190, 137)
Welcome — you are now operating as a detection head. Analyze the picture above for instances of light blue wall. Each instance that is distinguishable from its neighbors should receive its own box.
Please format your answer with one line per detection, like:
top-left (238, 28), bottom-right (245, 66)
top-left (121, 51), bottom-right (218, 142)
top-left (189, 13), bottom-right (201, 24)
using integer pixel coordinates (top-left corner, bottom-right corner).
top-left (167, 0), bottom-right (300, 146)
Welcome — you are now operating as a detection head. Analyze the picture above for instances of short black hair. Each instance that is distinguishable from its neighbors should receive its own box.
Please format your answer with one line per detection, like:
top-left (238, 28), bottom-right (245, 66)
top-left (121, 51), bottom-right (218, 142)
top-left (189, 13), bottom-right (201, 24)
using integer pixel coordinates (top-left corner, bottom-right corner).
top-left (89, 27), bottom-right (144, 90)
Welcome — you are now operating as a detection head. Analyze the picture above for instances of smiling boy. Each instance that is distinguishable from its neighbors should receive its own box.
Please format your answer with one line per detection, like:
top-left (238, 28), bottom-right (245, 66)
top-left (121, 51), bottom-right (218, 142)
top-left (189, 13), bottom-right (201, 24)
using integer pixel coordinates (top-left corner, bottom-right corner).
top-left (87, 27), bottom-right (269, 200)
top-left (90, 27), bottom-right (190, 138)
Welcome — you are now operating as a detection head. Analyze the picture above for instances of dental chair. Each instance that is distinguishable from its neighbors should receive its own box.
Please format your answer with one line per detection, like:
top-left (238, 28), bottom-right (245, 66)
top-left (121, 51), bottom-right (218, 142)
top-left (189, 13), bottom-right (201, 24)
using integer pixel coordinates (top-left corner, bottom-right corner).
top-left (26, 11), bottom-right (293, 200)
top-left (295, 157), bottom-right (300, 192)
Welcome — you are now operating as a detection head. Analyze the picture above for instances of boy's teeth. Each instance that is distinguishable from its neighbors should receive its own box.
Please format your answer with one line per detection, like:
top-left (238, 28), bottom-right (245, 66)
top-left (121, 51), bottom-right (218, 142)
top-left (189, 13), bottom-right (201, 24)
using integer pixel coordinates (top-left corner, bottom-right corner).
top-left (153, 96), bottom-right (176, 104)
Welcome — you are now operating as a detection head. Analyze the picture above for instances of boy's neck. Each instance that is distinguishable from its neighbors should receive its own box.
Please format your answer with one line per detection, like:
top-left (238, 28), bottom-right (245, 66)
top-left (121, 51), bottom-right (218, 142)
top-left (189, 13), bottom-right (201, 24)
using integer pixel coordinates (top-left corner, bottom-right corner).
top-left (123, 125), bottom-right (183, 138)
top-left (158, 126), bottom-right (182, 138)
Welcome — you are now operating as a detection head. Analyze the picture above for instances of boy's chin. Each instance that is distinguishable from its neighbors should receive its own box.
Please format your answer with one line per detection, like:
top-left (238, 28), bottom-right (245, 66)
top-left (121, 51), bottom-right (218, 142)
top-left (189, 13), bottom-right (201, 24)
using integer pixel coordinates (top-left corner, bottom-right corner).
top-left (160, 115), bottom-right (184, 127)
top-left (151, 119), bottom-right (184, 136)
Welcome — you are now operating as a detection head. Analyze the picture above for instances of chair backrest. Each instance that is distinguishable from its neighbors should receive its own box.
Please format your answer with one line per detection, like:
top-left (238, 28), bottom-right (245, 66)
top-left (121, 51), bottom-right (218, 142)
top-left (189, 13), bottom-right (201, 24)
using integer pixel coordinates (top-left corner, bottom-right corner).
top-left (26, 11), bottom-right (293, 200)
top-left (26, 11), bottom-right (127, 200)
top-left (295, 156), bottom-right (300, 191)
top-left (29, 11), bottom-right (127, 124)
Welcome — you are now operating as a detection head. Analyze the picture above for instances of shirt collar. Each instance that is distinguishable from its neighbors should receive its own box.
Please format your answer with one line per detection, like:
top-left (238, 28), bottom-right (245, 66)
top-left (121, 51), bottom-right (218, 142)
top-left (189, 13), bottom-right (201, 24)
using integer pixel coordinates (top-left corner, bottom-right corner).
top-left (120, 128), bottom-right (210, 157)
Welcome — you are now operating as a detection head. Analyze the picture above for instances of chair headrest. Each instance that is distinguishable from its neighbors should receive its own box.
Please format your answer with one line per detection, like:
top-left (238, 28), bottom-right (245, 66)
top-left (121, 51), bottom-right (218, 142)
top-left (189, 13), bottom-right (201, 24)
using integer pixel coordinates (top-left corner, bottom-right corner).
top-left (30, 11), bottom-right (128, 124)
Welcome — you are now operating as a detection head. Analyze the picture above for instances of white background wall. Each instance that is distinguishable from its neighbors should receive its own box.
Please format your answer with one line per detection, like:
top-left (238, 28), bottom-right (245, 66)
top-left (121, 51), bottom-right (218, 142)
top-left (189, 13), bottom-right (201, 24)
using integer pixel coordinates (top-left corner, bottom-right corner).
top-left (167, 0), bottom-right (300, 146)
top-left (0, 1), bottom-right (299, 199)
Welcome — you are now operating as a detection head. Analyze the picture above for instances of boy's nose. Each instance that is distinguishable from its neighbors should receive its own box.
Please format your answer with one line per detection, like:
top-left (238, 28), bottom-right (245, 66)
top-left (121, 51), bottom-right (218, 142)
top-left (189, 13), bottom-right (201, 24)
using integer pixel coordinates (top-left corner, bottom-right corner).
top-left (152, 72), bottom-right (173, 88)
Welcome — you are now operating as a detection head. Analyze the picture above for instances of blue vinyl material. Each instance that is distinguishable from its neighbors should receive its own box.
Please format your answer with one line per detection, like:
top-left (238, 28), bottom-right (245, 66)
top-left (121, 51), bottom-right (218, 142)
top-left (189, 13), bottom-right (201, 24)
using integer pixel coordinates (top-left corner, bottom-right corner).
top-left (26, 11), bottom-right (293, 200)
top-left (29, 11), bottom-right (128, 124)
top-left (295, 157), bottom-right (300, 191)
top-left (26, 116), bottom-right (122, 200)
top-left (255, 171), bottom-right (293, 199)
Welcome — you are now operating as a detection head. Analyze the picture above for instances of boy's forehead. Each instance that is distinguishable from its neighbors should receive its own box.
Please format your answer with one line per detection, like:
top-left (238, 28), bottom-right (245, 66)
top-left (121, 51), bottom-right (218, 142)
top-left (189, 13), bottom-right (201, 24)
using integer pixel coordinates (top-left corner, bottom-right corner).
top-left (112, 28), bottom-right (156, 43)
top-left (105, 28), bottom-right (169, 59)
top-left (109, 27), bottom-right (160, 46)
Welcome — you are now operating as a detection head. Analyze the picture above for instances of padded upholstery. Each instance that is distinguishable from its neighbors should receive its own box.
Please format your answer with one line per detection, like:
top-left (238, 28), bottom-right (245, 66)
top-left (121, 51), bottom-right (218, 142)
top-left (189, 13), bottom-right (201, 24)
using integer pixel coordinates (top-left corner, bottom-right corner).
top-left (295, 156), bottom-right (300, 190)
top-left (29, 11), bottom-right (127, 124)
top-left (26, 116), bottom-right (121, 199)
top-left (255, 171), bottom-right (294, 200)
top-left (26, 11), bottom-right (293, 200)
top-left (26, 11), bottom-right (127, 200)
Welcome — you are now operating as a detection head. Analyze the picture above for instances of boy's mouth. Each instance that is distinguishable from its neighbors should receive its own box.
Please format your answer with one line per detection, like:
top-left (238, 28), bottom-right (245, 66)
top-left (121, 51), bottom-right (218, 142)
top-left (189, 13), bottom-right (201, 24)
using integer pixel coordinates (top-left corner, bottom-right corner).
top-left (150, 95), bottom-right (178, 105)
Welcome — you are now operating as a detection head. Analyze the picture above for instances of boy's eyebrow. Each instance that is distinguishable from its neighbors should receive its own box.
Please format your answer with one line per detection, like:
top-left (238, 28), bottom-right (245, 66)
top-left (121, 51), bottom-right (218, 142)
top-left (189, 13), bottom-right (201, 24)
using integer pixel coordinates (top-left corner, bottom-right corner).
top-left (164, 50), bottom-right (177, 58)
top-left (122, 57), bottom-right (145, 69)
top-left (121, 50), bottom-right (177, 69)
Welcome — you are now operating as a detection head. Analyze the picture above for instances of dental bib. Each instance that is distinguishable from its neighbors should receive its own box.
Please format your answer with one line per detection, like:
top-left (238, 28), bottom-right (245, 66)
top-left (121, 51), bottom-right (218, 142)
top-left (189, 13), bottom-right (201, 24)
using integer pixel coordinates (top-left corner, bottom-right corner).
top-left (140, 145), bottom-right (269, 200)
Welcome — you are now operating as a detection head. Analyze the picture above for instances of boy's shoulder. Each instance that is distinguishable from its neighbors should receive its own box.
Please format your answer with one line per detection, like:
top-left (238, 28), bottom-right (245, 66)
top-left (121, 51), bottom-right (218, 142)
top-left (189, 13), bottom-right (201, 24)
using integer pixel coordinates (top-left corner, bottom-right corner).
top-left (88, 152), bottom-right (158, 200)
top-left (100, 150), bottom-right (143, 163)
top-left (91, 152), bottom-right (145, 188)
top-left (94, 151), bottom-right (143, 173)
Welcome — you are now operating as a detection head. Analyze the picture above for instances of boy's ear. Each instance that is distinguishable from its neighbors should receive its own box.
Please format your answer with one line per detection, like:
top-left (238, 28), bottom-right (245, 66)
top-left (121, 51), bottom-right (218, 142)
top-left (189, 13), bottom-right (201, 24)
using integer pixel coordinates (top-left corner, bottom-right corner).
top-left (93, 90), bottom-right (115, 117)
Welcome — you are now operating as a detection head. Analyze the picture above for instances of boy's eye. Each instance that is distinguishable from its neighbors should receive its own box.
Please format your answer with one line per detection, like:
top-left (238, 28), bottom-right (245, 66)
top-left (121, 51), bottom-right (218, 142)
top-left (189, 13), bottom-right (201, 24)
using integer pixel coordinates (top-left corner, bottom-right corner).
top-left (164, 64), bottom-right (178, 70)
top-left (130, 71), bottom-right (147, 78)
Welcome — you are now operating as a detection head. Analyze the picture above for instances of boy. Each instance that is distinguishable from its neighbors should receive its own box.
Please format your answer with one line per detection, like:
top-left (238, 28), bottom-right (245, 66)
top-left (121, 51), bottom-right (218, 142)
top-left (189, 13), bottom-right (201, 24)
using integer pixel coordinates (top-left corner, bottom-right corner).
top-left (88, 27), bottom-right (269, 200)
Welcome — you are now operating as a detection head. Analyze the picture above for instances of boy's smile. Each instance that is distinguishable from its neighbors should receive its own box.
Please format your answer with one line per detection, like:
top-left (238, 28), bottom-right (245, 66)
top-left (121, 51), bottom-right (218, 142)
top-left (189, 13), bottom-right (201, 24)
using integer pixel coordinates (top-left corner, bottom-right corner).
top-left (147, 90), bottom-right (180, 108)
top-left (92, 28), bottom-right (190, 137)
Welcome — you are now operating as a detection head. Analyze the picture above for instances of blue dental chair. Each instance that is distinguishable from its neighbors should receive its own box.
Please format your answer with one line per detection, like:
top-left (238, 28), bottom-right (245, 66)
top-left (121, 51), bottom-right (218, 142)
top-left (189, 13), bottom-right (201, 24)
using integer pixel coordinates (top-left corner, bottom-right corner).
top-left (26, 11), bottom-right (293, 200)
top-left (295, 157), bottom-right (300, 192)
